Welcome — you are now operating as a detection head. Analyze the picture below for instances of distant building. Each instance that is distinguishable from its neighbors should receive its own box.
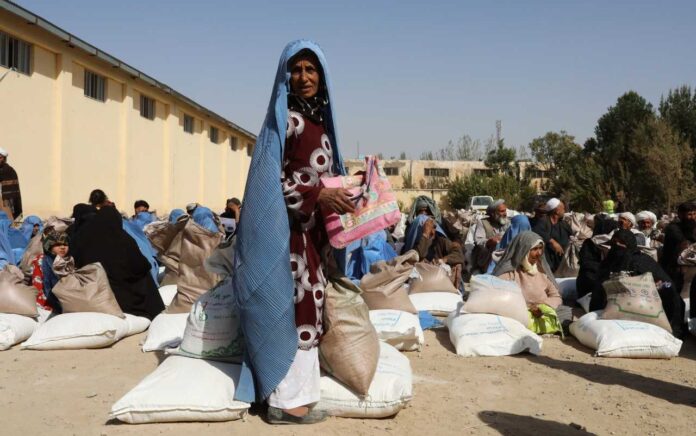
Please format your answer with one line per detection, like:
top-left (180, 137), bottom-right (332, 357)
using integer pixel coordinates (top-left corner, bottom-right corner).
top-left (0, 0), bottom-right (256, 216)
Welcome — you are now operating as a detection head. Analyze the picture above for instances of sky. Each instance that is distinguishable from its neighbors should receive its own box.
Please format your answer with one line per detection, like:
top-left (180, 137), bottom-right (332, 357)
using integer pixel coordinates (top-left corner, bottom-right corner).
top-left (15, 0), bottom-right (696, 159)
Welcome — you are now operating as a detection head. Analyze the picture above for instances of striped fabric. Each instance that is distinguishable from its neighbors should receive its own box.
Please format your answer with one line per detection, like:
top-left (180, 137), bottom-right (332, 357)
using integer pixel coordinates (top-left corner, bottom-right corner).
top-left (233, 40), bottom-right (346, 402)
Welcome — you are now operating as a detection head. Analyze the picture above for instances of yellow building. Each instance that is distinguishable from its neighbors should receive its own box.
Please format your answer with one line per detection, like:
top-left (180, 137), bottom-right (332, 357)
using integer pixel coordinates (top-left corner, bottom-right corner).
top-left (0, 1), bottom-right (256, 217)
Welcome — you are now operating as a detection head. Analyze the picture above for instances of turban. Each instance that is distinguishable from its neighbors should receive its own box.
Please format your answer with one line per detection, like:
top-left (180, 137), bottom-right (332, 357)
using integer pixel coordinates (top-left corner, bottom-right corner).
top-left (0, 147), bottom-right (7, 157)
top-left (636, 211), bottom-right (657, 226)
top-left (544, 198), bottom-right (561, 212)
top-left (618, 212), bottom-right (637, 228)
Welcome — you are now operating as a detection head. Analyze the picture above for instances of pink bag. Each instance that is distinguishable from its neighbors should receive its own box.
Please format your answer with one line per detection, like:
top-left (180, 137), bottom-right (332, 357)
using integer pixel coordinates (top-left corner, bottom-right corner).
top-left (321, 156), bottom-right (401, 249)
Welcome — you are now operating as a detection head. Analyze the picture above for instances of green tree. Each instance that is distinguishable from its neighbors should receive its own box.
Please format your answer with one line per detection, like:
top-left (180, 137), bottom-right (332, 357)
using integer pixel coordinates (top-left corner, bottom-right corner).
top-left (484, 138), bottom-right (517, 175)
top-left (447, 174), bottom-right (536, 211)
top-left (420, 135), bottom-right (483, 161)
top-left (659, 85), bottom-right (696, 179)
top-left (399, 151), bottom-right (407, 160)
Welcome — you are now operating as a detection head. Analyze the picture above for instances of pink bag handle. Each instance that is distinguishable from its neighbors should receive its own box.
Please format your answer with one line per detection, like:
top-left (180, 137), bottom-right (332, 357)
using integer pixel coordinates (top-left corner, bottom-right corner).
top-left (348, 156), bottom-right (376, 206)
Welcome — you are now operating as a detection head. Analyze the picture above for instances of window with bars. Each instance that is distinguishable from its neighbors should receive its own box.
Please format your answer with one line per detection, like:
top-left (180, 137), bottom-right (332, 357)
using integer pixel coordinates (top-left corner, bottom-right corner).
top-left (383, 167), bottom-right (399, 176)
top-left (424, 168), bottom-right (449, 178)
top-left (140, 94), bottom-right (155, 120)
top-left (84, 69), bottom-right (106, 101)
top-left (210, 126), bottom-right (219, 143)
top-left (229, 136), bottom-right (238, 151)
top-left (183, 114), bottom-right (194, 133)
top-left (0, 31), bottom-right (31, 75)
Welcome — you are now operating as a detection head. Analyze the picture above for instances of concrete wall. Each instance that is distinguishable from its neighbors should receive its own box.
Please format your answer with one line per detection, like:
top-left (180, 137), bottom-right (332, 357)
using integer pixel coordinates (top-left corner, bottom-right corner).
top-left (0, 11), bottom-right (255, 217)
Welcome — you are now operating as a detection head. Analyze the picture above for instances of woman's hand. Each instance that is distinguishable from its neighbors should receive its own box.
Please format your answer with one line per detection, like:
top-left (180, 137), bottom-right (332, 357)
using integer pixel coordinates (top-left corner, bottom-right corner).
top-left (318, 188), bottom-right (355, 215)
top-left (422, 218), bottom-right (436, 239)
top-left (549, 239), bottom-right (564, 255)
top-left (529, 304), bottom-right (543, 318)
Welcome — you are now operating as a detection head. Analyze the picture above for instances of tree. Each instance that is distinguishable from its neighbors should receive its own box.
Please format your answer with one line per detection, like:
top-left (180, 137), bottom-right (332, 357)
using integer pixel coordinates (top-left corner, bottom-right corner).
top-left (447, 174), bottom-right (536, 211)
top-left (399, 151), bottom-right (407, 160)
top-left (401, 168), bottom-right (414, 189)
top-left (419, 135), bottom-right (483, 161)
top-left (484, 138), bottom-right (516, 174)
top-left (659, 85), bottom-right (696, 179)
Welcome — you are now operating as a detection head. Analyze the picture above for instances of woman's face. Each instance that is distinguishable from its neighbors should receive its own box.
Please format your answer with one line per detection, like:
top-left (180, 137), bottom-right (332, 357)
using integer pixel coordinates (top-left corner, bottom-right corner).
top-left (527, 244), bottom-right (543, 265)
top-left (290, 56), bottom-right (320, 98)
top-left (51, 244), bottom-right (69, 258)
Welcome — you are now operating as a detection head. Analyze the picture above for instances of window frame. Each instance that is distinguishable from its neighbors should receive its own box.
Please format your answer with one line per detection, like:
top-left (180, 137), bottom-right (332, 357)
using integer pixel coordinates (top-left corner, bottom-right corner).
top-left (209, 126), bottom-right (219, 144)
top-left (183, 114), bottom-right (194, 134)
top-left (139, 94), bottom-right (156, 120)
top-left (383, 167), bottom-right (399, 176)
top-left (83, 69), bottom-right (106, 102)
top-left (424, 168), bottom-right (449, 178)
top-left (229, 135), bottom-right (238, 151)
top-left (0, 30), bottom-right (32, 75)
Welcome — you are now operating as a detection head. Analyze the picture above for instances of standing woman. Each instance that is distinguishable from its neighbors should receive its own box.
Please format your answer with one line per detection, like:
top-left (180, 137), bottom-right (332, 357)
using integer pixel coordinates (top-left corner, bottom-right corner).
top-left (233, 41), bottom-right (352, 424)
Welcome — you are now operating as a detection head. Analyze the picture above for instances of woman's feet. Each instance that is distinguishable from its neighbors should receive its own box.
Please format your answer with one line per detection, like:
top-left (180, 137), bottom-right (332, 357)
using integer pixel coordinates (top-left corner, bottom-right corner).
top-left (266, 406), bottom-right (328, 425)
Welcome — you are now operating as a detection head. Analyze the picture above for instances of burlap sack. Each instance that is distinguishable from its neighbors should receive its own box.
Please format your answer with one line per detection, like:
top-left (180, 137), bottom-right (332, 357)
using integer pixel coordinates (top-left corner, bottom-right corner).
top-left (52, 256), bottom-right (125, 318)
top-left (601, 272), bottom-right (671, 333)
top-left (0, 265), bottom-right (38, 317)
top-left (146, 218), bottom-right (223, 313)
top-left (409, 262), bottom-right (458, 294)
top-left (19, 234), bottom-right (43, 278)
top-left (319, 276), bottom-right (380, 396)
top-left (555, 240), bottom-right (582, 278)
top-left (564, 213), bottom-right (592, 241)
top-left (360, 251), bottom-right (418, 314)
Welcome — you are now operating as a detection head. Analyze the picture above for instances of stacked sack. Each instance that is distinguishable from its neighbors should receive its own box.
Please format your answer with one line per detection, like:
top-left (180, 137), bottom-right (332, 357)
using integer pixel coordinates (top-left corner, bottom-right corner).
top-left (447, 274), bottom-right (543, 357)
top-left (0, 265), bottom-right (47, 350)
top-left (570, 272), bottom-right (682, 358)
top-left (21, 257), bottom-right (150, 350)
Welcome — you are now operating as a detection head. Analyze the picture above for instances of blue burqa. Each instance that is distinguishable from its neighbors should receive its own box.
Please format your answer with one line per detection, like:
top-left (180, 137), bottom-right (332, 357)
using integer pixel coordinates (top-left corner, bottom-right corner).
top-left (402, 214), bottom-right (447, 254)
top-left (191, 206), bottom-right (220, 234)
top-left (233, 40), bottom-right (346, 403)
top-left (0, 211), bottom-right (16, 268)
top-left (486, 215), bottom-right (532, 274)
top-left (168, 209), bottom-right (186, 223)
top-left (130, 211), bottom-right (156, 231)
top-left (122, 219), bottom-right (160, 285)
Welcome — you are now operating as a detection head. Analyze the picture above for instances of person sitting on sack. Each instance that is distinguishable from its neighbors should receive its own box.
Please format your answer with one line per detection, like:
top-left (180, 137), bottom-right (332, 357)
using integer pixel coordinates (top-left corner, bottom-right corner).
top-left (532, 198), bottom-right (571, 273)
top-left (30, 230), bottom-right (69, 312)
top-left (471, 199), bottom-right (510, 274)
top-left (589, 229), bottom-right (684, 337)
top-left (575, 214), bottom-right (618, 299)
top-left (493, 231), bottom-right (573, 334)
top-left (403, 195), bottom-right (463, 249)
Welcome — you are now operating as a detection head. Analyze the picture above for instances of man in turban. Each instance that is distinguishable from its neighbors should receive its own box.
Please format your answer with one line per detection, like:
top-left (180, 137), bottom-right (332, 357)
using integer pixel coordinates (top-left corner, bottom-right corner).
top-left (471, 199), bottom-right (510, 273)
top-left (532, 198), bottom-right (571, 273)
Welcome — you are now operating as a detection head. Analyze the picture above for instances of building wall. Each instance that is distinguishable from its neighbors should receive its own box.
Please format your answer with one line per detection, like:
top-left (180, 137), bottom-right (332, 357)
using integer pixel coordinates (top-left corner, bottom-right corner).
top-left (0, 11), bottom-right (255, 217)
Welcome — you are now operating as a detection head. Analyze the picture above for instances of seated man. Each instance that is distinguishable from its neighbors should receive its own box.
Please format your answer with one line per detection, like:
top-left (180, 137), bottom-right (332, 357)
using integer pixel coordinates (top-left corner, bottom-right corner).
top-left (416, 215), bottom-right (464, 267)
top-left (636, 210), bottom-right (660, 247)
top-left (616, 212), bottom-right (647, 246)
top-left (589, 229), bottom-right (684, 337)
top-left (471, 199), bottom-right (510, 274)
top-left (493, 231), bottom-right (573, 332)
top-left (532, 198), bottom-right (571, 273)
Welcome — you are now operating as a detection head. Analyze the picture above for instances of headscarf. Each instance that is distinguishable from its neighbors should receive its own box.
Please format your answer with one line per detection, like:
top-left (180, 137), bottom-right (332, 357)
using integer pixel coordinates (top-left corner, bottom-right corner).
top-left (287, 50), bottom-right (328, 124)
top-left (407, 195), bottom-right (441, 224)
top-left (122, 219), bottom-right (160, 286)
top-left (131, 211), bottom-right (156, 231)
top-left (232, 40), bottom-right (345, 403)
top-left (618, 212), bottom-right (637, 228)
top-left (498, 215), bottom-right (531, 250)
top-left (21, 215), bottom-right (43, 241)
top-left (42, 230), bottom-right (69, 254)
top-left (168, 209), bottom-right (186, 223)
top-left (492, 231), bottom-right (557, 286)
top-left (191, 206), bottom-right (221, 234)
top-left (403, 214), bottom-right (447, 253)
top-left (601, 229), bottom-right (670, 282)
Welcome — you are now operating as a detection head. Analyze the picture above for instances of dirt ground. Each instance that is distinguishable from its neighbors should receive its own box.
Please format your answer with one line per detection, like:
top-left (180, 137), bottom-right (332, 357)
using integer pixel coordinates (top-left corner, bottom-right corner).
top-left (1, 327), bottom-right (695, 436)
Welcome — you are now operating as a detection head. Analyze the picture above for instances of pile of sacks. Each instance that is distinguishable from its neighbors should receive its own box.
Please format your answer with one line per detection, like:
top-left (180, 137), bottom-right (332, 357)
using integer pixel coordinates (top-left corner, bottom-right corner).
top-left (113, 243), bottom-right (413, 424)
top-left (570, 272), bottom-right (682, 358)
top-left (359, 251), bottom-right (462, 351)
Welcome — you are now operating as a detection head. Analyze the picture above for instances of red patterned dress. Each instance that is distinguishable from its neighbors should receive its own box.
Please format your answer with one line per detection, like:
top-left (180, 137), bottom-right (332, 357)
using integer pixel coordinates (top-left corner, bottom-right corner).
top-left (282, 110), bottom-right (334, 350)
top-left (30, 254), bottom-right (53, 310)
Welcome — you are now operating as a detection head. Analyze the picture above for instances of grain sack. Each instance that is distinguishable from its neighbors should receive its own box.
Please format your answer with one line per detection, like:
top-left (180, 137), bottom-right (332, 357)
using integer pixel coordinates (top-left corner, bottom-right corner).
top-left (570, 311), bottom-right (682, 358)
top-left (21, 312), bottom-right (149, 350)
top-left (409, 292), bottom-right (462, 316)
top-left (0, 313), bottom-right (38, 350)
top-left (169, 277), bottom-right (244, 362)
top-left (315, 342), bottom-right (412, 418)
top-left (319, 276), bottom-right (380, 396)
top-left (141, 313), bottom-right (189, 352)
top-left (556, 277), bottom-right (578, 302)
top-left (601, 272), bottom-right (671, 333)
top-left (369, 309), bottom-right (424, 351)
top-left (110, 356), bottom-right (250, 423)
top-left (447, 310), bottom-right (542, 357)
top-left (554, 240), bottom-right (582, 278)
top-left (577, 293), bottom-right (592, 313)
top-left (51, 257), bottom-right (124, 318)
top-left (409, 262), bottom-right (458, 294)
top-left (360, 251), bottom-right (418, 314)
top-left (462, 274), bottom-right (528, 326)
top-left (158, 285), bottom-right (178, 307)
top-left (0, 265), bottom-right (38, 317)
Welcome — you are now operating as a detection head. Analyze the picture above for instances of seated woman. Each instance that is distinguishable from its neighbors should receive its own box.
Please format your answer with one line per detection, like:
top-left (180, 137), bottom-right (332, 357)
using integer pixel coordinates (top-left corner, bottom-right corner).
top-left (409, 214), bottom-right (464, 267)
top-left (493, 231), bottom-right (573, 331)
top-left (576, 214), bottom-right (618, 298)
top-left (589, 229), bottom-right (684, 337)
top-left (70, 205), bottom-right (165, 320)
top-left (486, 215), bottom-right (532, 273)
top-left (30, 230), bottom-right (69, 312)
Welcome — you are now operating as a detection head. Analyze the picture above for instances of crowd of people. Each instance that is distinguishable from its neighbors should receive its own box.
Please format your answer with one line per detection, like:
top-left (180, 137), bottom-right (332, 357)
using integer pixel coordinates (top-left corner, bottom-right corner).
top-left (1, 40), bottom-right (693, 427)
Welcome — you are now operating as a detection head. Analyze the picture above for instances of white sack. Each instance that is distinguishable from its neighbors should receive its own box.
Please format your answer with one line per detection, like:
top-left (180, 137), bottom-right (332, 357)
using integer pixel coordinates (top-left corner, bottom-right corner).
top-left (0, 313), bottom-right (38, 350)
top-left (556, 277), bottom-right (577, 301)
top-left (577, 293), bottom-right (592, 313)
top-left (369, 309), bottom-right (424, 351)
top-left (570, 311), bottom-right (682, 358)
top-left (22, 313), bottom-right (149, 350)
top-left (463, 274), bottom-right (529, 326)
top-left (141, 313), bottom-right (189, 352)
top-left (447, 310), bottom-right (542, 357)
top-left (315, 342), bottom-right (412, 418)
top-left (110, 355), bottom-right (250, 423)
top-left (158, 285), bottom-right (178, 308)
top-left (409, 292), bottom-right (461, 316)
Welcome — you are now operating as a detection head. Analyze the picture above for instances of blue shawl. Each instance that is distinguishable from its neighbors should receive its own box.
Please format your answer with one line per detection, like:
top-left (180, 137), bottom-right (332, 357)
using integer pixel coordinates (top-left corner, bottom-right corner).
top-left (130, 211), bottom-right (156, 231)
top-left (169, 209), bottom-right (186, 223)
top-left (499, 215), bottom-right (531, 250)
top-left (122, 219), bottom-right (160, 285)
top-left (0, 211), bottom-right (16, 268)
top-left (402, 214), bottom-right (447, 254)
top-left (20, 215), bottom-right (43, 241)
top-left (233, 40), bottom-right (345, 403)
top-left (346, 231), bottom-right (397, 281)
top-left (191, 206), bottom-right (221, 234)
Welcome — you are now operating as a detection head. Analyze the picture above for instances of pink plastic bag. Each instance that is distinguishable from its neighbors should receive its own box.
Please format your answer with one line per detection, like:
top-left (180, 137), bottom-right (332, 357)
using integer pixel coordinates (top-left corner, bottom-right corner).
top-left (321, 156), bottom-right (401, 249)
